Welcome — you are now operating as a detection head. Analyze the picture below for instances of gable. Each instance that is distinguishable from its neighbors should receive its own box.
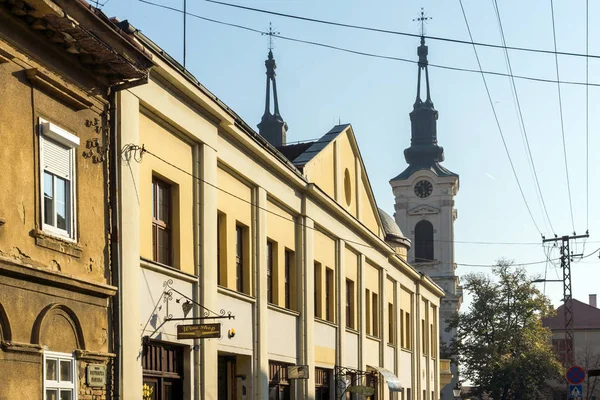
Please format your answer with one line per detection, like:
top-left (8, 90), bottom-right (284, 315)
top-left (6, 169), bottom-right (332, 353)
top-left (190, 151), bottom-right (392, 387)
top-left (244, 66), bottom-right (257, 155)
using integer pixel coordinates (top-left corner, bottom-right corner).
top-left (301, 125), bottom-right (384, 237)
top-left (408, 205), bottom-right (440, 216)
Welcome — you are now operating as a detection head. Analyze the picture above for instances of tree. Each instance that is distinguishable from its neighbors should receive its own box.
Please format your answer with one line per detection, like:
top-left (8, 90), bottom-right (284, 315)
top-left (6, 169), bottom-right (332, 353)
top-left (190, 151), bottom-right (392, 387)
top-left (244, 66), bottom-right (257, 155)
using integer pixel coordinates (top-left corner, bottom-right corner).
top-left (447, 260), bottom-right (562, 399)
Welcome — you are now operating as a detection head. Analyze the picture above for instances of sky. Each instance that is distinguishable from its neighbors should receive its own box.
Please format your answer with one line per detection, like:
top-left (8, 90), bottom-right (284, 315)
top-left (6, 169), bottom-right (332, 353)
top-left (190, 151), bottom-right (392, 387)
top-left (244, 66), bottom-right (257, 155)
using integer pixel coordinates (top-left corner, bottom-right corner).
top-left (101, 0), bottom-right (600, 310)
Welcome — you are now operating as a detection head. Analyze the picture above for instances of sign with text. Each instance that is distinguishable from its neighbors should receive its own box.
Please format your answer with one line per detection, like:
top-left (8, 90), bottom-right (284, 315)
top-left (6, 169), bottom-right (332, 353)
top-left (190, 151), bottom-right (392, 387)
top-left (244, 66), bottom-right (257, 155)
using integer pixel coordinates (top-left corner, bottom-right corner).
top-left (287, 365), bottom-right (309, 379)
top-left (177, 323), bottom-right (221, 339)
top-left (86, 364), bottom-right (107, 387)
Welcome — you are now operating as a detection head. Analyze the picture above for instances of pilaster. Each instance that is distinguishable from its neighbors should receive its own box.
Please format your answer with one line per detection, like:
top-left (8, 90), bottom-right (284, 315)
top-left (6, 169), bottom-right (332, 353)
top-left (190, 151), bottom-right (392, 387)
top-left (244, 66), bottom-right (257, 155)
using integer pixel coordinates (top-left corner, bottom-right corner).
top-left (337, 240), bottom-right (346, 367)
top-left (300, 215), bottom-right (315, 399)
top-left (255, 186), bottom-right (269, 399)
top-left (116, 90), bottom-right (142, 400)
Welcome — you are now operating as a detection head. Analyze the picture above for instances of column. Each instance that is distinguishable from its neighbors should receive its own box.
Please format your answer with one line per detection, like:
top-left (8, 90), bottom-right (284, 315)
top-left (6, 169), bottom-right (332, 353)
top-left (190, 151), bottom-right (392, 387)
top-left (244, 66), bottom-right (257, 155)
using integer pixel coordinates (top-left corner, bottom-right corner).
top-left (116, 90), bottom-right (142, 400)
top-left (200, 144), bottom-right (218, 400)
top-left (255, 187), bottom-right (269, 399)
top-left (358, 254), bottom-right (366, 372)
top-left (299, 214), bottom-right (315, 399)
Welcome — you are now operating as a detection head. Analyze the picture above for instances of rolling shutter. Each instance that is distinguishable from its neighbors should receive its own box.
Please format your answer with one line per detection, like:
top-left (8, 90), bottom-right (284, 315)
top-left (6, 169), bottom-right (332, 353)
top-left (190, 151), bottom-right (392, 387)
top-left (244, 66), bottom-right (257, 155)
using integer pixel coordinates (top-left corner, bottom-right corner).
top-left (42, 136), bottom-right (71, 179)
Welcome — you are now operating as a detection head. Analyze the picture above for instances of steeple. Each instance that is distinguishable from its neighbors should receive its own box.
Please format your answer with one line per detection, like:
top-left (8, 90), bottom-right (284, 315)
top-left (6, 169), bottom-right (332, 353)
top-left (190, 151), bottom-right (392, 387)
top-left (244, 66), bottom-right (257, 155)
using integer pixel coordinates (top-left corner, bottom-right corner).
top-left (257, 24), bottom-right (288, 147)
top-left (403, 19), bottom-right (445, 168)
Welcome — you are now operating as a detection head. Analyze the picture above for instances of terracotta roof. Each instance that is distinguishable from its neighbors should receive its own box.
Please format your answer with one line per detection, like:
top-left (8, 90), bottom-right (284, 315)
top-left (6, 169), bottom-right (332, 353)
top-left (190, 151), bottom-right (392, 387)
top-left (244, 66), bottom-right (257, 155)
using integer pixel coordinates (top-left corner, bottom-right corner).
top-left (542, 299), bottom-right (600, 330)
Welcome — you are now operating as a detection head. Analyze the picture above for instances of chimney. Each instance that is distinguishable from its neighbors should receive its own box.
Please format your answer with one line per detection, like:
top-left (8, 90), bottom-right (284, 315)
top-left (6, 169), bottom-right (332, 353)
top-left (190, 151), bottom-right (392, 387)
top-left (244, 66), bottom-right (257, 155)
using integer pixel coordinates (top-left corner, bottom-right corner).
top-left (590, 294), bottom-right (597, 308)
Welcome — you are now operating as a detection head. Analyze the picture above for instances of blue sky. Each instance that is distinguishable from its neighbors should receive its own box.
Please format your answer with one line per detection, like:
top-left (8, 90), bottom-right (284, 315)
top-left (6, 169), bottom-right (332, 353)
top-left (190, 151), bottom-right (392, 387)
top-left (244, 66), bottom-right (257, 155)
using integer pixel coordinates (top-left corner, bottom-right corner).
top-left (102, 0), bottom-right (600, 309)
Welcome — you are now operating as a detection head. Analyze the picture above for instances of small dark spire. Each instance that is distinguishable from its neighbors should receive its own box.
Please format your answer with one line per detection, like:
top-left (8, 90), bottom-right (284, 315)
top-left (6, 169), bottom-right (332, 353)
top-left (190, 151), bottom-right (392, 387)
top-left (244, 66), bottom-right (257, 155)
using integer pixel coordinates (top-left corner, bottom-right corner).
top-left (404, 13), bottom-right (444, 168)
top-left (258, 23), bottom-right (288, 147)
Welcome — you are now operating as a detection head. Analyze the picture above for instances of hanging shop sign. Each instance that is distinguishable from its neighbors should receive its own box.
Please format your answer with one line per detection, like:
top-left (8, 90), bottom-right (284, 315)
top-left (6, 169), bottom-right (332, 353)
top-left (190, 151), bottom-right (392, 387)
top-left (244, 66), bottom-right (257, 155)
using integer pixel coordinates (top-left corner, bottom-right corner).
top-left (177, 323), bottom-right (221, 339)
top-left (347, 385), bottom-right (375, 397)
top-left (288, 365), bottom-right (309, 379)
top-left (86, 364), bottom-right (107, 387)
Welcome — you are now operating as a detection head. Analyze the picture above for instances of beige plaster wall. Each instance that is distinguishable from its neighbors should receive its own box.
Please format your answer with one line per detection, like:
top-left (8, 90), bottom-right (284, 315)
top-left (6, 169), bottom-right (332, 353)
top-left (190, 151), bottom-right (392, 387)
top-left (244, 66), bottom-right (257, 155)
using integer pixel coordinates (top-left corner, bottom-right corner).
top-left (138, 112), bottom-right (194, 273)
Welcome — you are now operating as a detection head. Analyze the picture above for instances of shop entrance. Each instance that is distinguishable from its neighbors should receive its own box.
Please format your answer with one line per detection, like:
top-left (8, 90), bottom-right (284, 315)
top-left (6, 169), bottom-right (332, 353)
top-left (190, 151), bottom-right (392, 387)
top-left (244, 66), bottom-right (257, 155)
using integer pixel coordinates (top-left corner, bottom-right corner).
top-left (142, 340), bottom-right (185, 400)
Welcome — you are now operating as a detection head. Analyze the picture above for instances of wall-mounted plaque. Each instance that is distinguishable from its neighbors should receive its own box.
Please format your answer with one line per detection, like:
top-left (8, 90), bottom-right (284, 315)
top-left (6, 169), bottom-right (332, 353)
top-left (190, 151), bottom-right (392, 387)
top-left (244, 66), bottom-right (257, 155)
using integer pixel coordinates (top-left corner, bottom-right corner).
top-left (86, 364), bottom-right (106, 387)
top-left (177, 323), bottom-right (221, 339)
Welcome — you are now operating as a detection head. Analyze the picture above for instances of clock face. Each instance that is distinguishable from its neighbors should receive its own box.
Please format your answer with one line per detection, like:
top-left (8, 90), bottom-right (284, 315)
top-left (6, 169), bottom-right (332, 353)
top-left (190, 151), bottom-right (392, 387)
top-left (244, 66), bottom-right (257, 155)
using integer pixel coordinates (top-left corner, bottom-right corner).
top-left (414, 180), bottom-right (433, 198)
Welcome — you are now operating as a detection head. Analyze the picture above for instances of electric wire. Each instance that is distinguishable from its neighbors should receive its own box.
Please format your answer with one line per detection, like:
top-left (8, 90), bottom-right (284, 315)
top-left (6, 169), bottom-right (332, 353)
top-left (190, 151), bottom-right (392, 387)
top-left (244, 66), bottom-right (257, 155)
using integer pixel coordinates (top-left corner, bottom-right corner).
top-left (586, 0), bottom-right (590, 234)
top-left (492, 0), bottom-right (555, 235)
top-left (549, 0), bottom-right (576, 233)
top-left (136, 0), bottom-right (600, 88)
top-left (194, 0), bottom-right (600, 60)
top-left (457, 0), bottom-right (542, 236)
top-left (123, 142), bottom-right (561, 267)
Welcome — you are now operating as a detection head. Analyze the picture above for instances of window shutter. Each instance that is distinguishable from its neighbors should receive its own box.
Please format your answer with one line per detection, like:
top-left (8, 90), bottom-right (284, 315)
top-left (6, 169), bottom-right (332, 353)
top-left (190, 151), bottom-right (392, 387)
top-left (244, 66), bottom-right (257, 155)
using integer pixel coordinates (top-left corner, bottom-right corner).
top-left (42, 136), bottom-right (71, 179)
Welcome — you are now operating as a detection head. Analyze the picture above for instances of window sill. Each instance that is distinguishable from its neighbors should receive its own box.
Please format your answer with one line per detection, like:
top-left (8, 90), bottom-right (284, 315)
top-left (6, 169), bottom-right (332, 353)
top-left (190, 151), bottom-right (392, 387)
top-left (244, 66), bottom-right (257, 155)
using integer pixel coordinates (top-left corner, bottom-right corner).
top-left (217, 286), bottom-right (256, 304)
top-left (267, 303), bottom-right (300, 317)
top-left (345, 327), bottom-right (359, 335)
top-left (30, 229), bottom-right (82, 258)
top-left (140, 258), bottom-right (197, 283)
top-left (314, 317), bottom-right (337, 329)
top-left (366, 334), bottom-right (381, 342)
top-left (400, 347), bottom-right (413, 354)
top-left (387, 343), bottom-right (397, 348)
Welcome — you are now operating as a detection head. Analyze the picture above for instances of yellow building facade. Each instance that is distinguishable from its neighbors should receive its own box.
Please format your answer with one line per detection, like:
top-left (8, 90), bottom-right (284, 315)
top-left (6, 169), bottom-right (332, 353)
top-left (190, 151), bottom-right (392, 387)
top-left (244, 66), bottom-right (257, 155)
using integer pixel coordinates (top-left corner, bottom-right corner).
top-left (114, 24), bottom-right (445, 400)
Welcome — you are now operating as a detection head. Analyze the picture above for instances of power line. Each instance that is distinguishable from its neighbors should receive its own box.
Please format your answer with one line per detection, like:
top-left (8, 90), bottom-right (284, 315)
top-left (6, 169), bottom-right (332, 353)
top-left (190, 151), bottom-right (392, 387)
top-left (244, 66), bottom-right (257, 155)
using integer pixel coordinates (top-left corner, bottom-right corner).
top-left (549, 0), bottom-right (575, 233)
top-left (409, 255), bottom-right (558, 268)
top-left (491, 0), bottom-right (555, 235)
top-left (136, 0), bottom-right (600, 88)
top-left (197, 0), bottom-right (600, 61)
top-left (586, 0), bottom-right (590, 233)
top-left (457, 0), bottom-right (542, 236)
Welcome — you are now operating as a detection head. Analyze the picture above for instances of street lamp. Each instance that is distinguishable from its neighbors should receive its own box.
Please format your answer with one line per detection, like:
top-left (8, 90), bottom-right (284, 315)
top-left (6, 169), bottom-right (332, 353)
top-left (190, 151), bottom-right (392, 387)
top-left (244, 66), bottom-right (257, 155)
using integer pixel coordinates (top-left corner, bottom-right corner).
top-left (531, 279), bottom-right (562, 283)
top-left (452, 382), bottom-right (461, 399)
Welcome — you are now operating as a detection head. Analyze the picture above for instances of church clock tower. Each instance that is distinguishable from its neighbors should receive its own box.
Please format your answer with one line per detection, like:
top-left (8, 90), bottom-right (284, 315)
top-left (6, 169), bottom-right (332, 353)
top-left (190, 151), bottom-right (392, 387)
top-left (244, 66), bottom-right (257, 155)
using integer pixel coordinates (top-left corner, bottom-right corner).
top-left (390, 34), bottom-right (462, 398)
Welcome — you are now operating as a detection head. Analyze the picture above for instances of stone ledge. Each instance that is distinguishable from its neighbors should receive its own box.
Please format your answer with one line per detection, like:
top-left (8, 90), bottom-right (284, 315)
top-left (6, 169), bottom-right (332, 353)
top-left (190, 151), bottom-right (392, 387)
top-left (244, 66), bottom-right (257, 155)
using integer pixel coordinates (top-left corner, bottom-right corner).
top-left (1, 341), bottom-right (42, 354)
top-left (30, 228), bottom-right (83, 258)
top-left (0, 255), bottom-right (117, 298)
top-left (74, 349), bottom-right (115, 362)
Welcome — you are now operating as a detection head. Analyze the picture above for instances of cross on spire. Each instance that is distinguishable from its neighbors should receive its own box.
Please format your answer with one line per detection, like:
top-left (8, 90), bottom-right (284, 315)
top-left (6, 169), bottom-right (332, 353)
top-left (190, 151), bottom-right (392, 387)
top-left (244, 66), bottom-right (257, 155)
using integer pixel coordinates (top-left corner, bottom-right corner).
top-left (413, 8), bottom-right (432, 37)
top-left (263, 22), bottom-right (280, 52)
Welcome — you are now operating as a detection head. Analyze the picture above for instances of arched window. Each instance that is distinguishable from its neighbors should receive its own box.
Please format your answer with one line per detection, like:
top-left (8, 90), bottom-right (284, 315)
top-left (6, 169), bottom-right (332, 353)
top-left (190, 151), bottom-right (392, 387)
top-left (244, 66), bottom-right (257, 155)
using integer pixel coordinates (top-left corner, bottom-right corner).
top-left (415, 220), bottom-right (434, 262)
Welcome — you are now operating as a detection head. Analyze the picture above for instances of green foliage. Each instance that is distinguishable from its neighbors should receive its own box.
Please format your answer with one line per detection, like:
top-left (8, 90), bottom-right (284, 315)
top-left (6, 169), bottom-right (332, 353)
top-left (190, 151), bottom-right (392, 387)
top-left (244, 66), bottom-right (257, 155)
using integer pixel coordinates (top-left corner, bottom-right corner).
top-left (447, 260), bottom-right (562, 399)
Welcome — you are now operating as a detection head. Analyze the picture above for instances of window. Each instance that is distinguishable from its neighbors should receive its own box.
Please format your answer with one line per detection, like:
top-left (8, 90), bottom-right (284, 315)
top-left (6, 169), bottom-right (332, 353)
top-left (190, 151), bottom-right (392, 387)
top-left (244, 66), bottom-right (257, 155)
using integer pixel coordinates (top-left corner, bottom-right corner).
top-left (152, 177), bottom-right (172, 266)
top-left (267, 241), bottom-right (274, 304)
top-left (217, 212), bottom-right (226, 286)
top-left (325, 268), bottom-right (334, 322)
top-left (415, 220), bottom-right (434, 262)
top-left (430, 323), bottom-right (435, 358)
top-left (372, 293), bottom-right (379, 337)
top-left (284, 249), bottom-right (293, 309)
top-left (346, 279), bottom-right (355, 329)
top-left (39, 120), bottom-right (79, 240)
top-left (422, 319), bottom-right (427, 354)
top-left (314, 262), bottom-right (322, 318)
top-left (423, 390), bottom-right (427, 400)
top-left (388, 303), bottom-right (395, 344)
top-left (407, 388), bottom-right (412, 400)
top-left (236, 225), bottom-right (245, 293)
top-left (44, 351), bottom-right (76, 400)
top-left (404, 311), bottom-right (412, 350)
top-left (400, 310), bottom-right (405, 347)
top-left (366, 289), bottom-right (371, 335)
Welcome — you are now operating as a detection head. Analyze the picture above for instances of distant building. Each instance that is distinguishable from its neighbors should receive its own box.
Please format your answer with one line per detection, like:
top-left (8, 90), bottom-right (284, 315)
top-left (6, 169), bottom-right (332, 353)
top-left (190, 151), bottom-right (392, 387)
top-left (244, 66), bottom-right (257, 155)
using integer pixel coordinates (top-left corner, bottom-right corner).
top-left (543, 295), bottom-right (600, 399)
top-left (390, 35), bottom-right (462, 400)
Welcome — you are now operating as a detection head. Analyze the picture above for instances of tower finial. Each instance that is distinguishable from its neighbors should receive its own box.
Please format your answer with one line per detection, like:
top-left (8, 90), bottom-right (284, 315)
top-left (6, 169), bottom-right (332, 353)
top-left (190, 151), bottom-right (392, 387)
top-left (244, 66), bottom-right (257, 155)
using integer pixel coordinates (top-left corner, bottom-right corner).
top-left (413, 7), bottom-right (432, 37)
top-left (263, 22), bottom-right (280, 53)
top-left (258, 23), bottom-right (288, 147)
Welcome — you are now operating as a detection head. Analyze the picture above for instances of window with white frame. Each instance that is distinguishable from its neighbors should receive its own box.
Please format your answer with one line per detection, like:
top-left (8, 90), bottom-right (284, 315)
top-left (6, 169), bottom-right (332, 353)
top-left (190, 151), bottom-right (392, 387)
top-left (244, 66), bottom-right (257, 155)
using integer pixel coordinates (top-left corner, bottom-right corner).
top-left (39, 119), bottom-right (79, 240)
top-left (44, 351), bottom-right (77, 400)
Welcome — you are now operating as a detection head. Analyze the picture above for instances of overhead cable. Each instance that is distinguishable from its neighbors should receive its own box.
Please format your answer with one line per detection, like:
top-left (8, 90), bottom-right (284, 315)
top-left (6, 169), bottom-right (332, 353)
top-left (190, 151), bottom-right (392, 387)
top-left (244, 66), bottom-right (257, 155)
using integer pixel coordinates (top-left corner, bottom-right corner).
top-left (549, 0), bottom-right (576, 233)
top-left (196, 0), bottom-right (600, 60)
top-left (492, 0), bottom-right (555, 235)
top-left (137, 0), bottom-right (600, 88)
top-left (458, 0), bottom-right (542, 236)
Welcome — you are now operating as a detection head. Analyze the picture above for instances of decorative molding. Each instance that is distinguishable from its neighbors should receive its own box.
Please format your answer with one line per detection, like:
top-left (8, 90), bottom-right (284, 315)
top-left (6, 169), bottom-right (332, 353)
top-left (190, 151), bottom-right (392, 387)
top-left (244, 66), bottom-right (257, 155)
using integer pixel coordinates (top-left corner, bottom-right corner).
top-left (440, 199), bottom-right (454, 207)
top-left (0, 254), bottom-right (117, 298)
top-left (395, 202), bottom-right (409, 210)
top-left (25, 68), bottom-right (93, 110)
top-left (1, 341), bottom-right (42, 354)
top-left (31, 303), bottom-right (86, 350)
top-left (408, 205), bottom-right (439, 216)
top-left (140, 257), bottom-right (198, 284)
top-left (30, 228), bottom-right (82, 258)
top-left (74, 349), bottom-right (115, 362)
top-left (0, 47), bottom-right (13, 64)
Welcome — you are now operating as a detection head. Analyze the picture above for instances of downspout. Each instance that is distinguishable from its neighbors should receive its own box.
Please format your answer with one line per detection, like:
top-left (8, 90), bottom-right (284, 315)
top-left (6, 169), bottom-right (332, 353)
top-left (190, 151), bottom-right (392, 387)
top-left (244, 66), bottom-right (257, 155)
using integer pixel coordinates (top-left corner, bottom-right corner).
top-left (108, 76), bottom-right (148, 400)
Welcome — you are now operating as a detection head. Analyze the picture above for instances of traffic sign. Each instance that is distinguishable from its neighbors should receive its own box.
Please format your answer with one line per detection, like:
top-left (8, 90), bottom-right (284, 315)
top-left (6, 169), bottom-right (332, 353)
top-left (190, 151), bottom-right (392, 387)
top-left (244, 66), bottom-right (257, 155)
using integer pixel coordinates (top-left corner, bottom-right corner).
top-left (567, 366), bottom-right (586, 384)
top-left (569, 384), bottom-right (583, 399)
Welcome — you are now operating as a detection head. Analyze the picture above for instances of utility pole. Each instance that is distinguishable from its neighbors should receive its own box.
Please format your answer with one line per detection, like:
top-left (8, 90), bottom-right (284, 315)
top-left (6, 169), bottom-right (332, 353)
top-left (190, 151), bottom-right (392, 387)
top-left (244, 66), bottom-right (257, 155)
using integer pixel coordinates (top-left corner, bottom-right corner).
top-left (543, 233), bottom-right (588, 398)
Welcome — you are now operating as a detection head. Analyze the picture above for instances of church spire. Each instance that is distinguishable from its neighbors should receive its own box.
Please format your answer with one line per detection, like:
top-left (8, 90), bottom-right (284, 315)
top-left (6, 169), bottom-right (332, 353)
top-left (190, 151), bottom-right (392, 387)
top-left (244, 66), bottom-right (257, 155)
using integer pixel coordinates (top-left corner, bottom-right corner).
top-left (257, 23), bottom-right (288, 147)
top-left (404, 10), bottom-right (444, 168)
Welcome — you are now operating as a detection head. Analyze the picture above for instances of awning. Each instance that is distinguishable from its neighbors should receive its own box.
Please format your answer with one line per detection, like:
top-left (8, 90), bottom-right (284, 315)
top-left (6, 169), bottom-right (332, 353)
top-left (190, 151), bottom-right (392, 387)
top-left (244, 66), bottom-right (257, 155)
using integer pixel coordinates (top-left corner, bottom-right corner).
top-left (368, 366), bottom-right (404, 392)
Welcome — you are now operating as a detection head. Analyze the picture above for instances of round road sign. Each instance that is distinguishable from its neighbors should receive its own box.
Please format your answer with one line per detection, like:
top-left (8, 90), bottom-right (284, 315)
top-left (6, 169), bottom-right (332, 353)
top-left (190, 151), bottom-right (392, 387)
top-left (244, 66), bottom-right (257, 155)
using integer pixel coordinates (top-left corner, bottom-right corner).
top-left (567, 365), bottom-right (586, 385)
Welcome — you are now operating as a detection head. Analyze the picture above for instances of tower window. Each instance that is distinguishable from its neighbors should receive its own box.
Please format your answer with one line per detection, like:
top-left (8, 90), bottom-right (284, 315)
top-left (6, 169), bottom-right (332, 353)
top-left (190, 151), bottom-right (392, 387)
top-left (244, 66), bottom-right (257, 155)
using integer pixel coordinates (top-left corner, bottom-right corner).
top-left (414, 220), bottom-right (434, 262)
